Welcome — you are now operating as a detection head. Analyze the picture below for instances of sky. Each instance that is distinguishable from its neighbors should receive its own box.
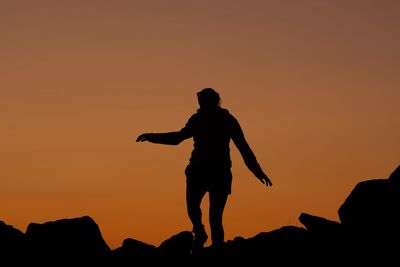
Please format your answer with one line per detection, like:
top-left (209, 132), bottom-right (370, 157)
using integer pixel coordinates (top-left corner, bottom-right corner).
top-left (1, 0), bottom-right (399, 248)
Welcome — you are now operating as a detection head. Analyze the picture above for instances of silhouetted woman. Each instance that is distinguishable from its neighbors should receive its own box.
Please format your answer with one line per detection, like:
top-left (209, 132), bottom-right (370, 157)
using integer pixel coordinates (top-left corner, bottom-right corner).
top-left (136, 88), bottom-right (272, 250)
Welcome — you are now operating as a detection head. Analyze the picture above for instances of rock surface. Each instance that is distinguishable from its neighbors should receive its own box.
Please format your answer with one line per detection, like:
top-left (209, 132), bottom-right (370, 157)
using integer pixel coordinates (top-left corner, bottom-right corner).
top-left (25, 216), bottom-right (110, 266)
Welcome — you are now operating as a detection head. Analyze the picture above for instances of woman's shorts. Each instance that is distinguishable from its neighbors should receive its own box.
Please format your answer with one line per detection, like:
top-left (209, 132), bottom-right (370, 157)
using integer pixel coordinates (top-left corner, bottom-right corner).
top-left (185, 164), bottom-right (232, 195)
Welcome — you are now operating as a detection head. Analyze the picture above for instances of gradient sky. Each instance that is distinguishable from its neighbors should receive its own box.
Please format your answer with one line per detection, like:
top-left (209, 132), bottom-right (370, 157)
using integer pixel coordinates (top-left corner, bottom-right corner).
top-left (1, 0), bottom-right (399, 248)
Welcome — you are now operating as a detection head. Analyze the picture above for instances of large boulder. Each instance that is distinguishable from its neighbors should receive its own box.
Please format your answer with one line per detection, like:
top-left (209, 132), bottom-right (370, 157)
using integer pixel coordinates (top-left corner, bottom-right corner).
top-left (338, 165), bottom-right (400, 234)
top-left (25, 216), bottom-right (110, 266)
top-left (0, 221), bottom-right (26, 265)
top-left (0, 220), bottom-right (25, 248)
top-left (338, 165), bottom-right (400, 266)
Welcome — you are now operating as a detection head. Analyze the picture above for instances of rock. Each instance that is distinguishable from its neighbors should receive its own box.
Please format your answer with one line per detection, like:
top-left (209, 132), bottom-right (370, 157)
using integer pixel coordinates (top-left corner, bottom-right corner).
top-left (158, 231), bottom-right (193, 258)
top-left (299, 213), bottom-right (355, 267)
top-left (389, 164), bottom-right (400, 180)
top-left (338, 165), bottom-right (400, 266)
top-left (25, 216), bottom-right (110, 266)
top-left (0, 220), bottom-right (24, 247)
top-left (122, 238), bottom-right (156, 254)
top-left (157, 231), bottom-right (194, 266)
top-left (299, 213), bottom-right (342, 238)
top-left (0, 221), bottom-right (26, 265)
top-left (338, 165), bottom-right (400, 234)
top-left (0, 165), bottom-right (398, 267)
top-left (109, 238), bottom-right (158, 267)
top-left (229, 226), bottom-right (314, 267)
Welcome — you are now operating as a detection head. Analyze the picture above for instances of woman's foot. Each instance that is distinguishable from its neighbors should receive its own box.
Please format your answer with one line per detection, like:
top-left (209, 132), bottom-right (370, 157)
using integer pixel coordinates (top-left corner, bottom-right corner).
top-left (192, 225), bottom-right (208, 252)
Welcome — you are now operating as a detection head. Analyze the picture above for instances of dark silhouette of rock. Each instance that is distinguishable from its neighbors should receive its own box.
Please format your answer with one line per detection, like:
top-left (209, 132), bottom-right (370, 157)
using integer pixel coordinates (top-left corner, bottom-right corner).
top-left (108, 238), bottom-right (158, 267)
top-left (337, 165), bottom-right (400, 266)
top-left (248, 226), bottom-right (313, 265)
top-left (25, 216), bottom-right (110, 266)
top-left (0, 221), bottom-right (27, 265)
top-left (108, 231), bottom-right (194, 267)
top-left (0, 220), bottom-right (24, 247)
top-left (158, 231), bottom-right (193, 256)
top-left (338, 165), bottom-right (400, 232)
top-left (299, 213), bottom-right (355, 267)
top-left (389, 164), bottom-right (400, 180)
top-left (211, 226), bottom-right (315, 267)
top-left (1, 165), bottom-right (399, 266)
top-left (299, 213), bottom-right (343, 238)
top-left (123, 237), bottom-right (157, 254)
top-left (158, 231), bottom-right (194, 265)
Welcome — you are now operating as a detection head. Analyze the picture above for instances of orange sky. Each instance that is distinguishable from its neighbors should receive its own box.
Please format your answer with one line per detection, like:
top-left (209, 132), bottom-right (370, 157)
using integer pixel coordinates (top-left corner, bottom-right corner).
top-left (1, 0), bottom-right (399, 248)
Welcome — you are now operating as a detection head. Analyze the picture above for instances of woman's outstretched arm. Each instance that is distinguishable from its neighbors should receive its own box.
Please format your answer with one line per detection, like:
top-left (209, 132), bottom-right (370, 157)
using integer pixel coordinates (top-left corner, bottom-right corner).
top-left (136, 131), bottom-right (189, 145)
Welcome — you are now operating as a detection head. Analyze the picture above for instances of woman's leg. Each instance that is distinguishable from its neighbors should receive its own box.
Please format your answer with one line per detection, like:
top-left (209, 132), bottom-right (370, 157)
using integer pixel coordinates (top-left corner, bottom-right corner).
top-left (186, 183), bottom-right (208, 246)
top-left (209, 191), bottom-right (228, 247)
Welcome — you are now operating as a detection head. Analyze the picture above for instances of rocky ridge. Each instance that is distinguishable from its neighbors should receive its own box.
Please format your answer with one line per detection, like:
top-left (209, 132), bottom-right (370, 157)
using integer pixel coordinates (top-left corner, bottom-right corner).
top-left (1, 165), bottom-right (398, 266)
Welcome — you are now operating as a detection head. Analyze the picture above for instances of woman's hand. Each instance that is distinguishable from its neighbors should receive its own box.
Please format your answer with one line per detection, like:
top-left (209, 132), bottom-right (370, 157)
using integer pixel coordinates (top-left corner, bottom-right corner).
top-left (257, 172), bottom-right (273, 187)
top-left (136, 133), bottom-right (153, 142)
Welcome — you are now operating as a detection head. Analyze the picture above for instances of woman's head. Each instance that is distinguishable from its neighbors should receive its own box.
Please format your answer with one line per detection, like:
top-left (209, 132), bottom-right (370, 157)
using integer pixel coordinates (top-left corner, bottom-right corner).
top-left (197, 88), bottom-right (220, 109)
